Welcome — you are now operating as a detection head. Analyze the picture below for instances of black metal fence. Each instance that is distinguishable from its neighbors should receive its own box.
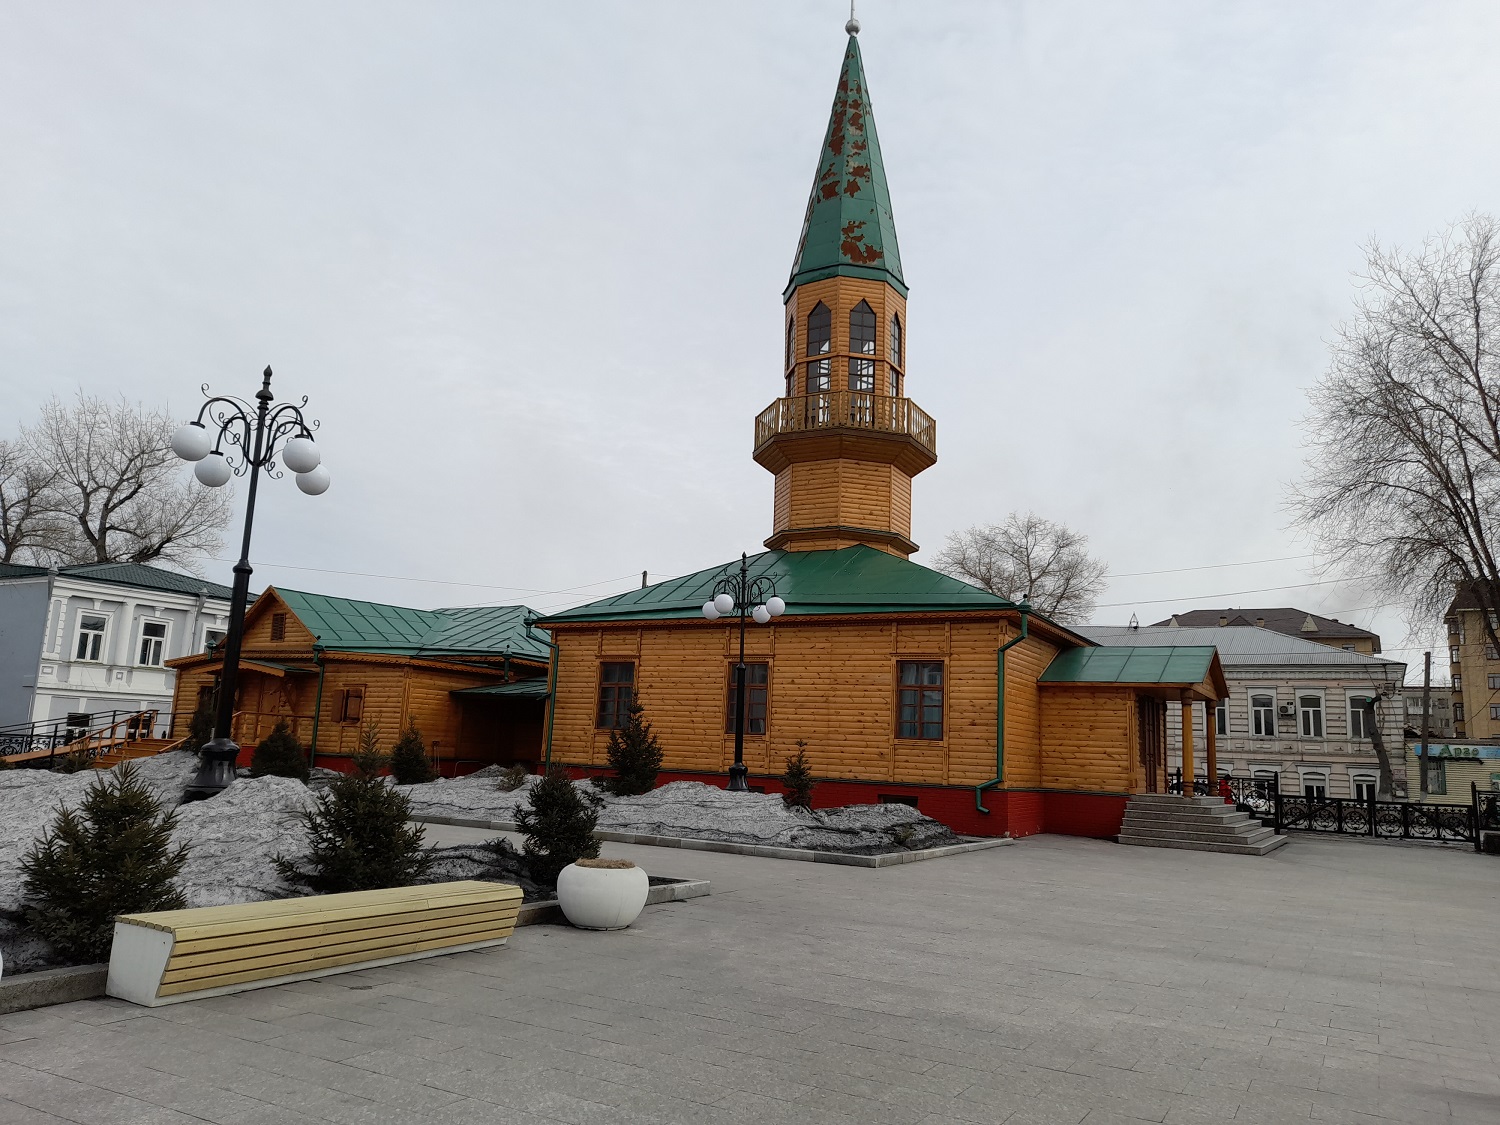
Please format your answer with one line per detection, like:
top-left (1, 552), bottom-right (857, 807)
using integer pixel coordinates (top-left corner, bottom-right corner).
top-left (1165, 770), bottom-right (1280, 816)
top-left (1274, 790), bottom-right (1479, 847)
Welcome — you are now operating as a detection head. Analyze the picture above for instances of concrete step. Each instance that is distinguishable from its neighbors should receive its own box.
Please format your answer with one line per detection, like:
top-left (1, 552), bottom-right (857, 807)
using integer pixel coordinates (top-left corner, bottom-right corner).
top-left (1129, 795), bottom-right (1229, 808)
top-left (1121, 823), bottom-right (1278, 846)
top-left (1119, 832), bottom-right (1289, 856)
top-left (1122, 810), bottom-right (1260, 828)
top-left (1122, 811), bottom-right (1256, 830)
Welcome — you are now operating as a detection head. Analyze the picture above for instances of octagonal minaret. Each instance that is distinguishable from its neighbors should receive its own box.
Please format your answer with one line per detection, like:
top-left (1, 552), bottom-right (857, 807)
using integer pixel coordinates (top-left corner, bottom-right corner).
top-left (753, 28), bottom-right (935, 559)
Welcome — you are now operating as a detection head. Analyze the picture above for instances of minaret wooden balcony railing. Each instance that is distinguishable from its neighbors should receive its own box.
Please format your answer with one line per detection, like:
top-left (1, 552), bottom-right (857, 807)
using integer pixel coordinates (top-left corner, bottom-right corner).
top-left (754, 392), bottom-right (937, 456)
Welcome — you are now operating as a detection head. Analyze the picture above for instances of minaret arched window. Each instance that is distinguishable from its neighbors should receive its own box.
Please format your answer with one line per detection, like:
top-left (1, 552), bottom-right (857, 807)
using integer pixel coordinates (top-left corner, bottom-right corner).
top-left (849, 301), bottom-right (877, 424)
top-left (889, 313), bottom-right (903, 396)
top-left (785, 317), bottom-right (795, 396)
top-left (806, 303), bottom-right (831, 394)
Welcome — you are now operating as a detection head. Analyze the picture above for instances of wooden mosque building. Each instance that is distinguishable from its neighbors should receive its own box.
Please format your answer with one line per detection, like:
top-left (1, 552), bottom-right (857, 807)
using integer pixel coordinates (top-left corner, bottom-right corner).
top-left (537, 29), bottom-right (1228, 838)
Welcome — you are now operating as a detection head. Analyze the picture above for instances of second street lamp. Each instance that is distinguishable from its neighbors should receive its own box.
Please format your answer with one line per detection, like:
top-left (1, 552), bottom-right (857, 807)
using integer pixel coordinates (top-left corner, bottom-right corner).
top-left (172, 366), bottom-right (327, 800)
top-left (702, 553), bottom-right (786, 791)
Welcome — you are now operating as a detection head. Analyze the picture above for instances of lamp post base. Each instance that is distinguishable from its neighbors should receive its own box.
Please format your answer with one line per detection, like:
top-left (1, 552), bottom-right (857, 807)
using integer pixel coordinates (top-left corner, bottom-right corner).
top-left (184, 737), bottom-right (240, 802)
top-left (727, 762), bottom-right (749, 792)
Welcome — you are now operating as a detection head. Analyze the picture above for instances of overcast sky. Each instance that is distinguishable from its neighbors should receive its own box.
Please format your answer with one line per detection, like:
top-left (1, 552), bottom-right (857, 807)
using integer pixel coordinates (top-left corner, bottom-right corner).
top-left (4, 1), bottom-right (1497, 681)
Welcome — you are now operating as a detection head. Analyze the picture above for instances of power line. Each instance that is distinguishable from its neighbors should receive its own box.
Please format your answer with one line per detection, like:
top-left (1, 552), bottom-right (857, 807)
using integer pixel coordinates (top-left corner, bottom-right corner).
top-left (1093, 573), bottom-right (1381, 610)
top-left (1104, 553), bottom-right (1317, 579)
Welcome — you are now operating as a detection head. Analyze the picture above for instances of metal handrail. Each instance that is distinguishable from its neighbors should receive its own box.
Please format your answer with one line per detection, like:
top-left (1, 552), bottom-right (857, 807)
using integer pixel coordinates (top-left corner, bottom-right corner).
top-left (754, 392), bottom-right (937, 454)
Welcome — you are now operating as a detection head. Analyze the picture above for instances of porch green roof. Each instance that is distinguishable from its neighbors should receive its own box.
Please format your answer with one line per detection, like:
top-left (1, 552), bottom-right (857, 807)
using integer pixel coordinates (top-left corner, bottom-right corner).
top-left (1039, 646), bottom-right (1219, 686)
top-left (271, 589), bottom-right (551, 663)
top-left (451, 679), bottom-right (550, 700)
top-left (537, 546), bottom-right (1016, 625)
top-left (786, 34), bottom-right (906, 298)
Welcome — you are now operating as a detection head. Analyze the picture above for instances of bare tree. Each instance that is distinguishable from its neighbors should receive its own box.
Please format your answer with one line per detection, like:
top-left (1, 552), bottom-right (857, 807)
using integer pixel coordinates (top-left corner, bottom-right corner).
top-left (933, 511), bottom-right (1108, 623)
top-left (8, 394), bottom-right (232, 570)
top-left (0, 437), bottom-right (64, 563)
top-left (1293, 214), bottom-right (1500, 664)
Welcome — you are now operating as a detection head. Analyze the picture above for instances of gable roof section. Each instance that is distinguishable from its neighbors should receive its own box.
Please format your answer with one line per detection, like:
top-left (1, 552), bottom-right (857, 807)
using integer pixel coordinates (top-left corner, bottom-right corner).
top-left (268, 588), bottom-right (550, 663)
top-left (786, 34), bottom-right (906, 298)
top-left (1041, 646), bottom-right (1220, 688)
top-left (0, 561), bottom-right (235, 600)
top-left (1151, 607), bottom-right (1379, 650)
top-left (540, 545), bottom-right (1027, 625)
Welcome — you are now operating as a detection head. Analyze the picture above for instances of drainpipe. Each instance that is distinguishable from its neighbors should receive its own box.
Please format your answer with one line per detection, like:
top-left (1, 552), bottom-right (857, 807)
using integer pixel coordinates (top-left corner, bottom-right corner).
top-left (975, 601), bottom-right (1030, 814)
top-left (523, 618), bottom-right (559, 770)
top-left (308, 642), bottom-right (326, 768)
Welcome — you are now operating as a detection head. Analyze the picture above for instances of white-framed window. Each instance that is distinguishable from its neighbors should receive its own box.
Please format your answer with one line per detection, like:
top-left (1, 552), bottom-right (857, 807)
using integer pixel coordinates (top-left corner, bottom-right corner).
top-left (1300, 770), bottom-right (1328, 799)
top-left (1454, 674), bottom-right (1464, 691)
top-left (1490, 705), bottom-right (1500, 721)
top-left (1298, 693), bottom-right (1324, 738)
top-left (1454, 702), bottom-right (1465, 721)
top-left (203, 626), bottom-right (227, 653)
top-left (1451, 646), bottom-right (1462, 663)
top-left (74, 613), bottom-right (108, 662)
top-left (1350, 772), bottom-right (1377, 801)
top-left (1348, 695), bottom-right (1373, 739)
top-left (1250, 692), bottom-right (1276, 737)
top-left (1488, 674), bottom-right (1500, 691)
top-left (1215, 701), bottom-right (1227, 735)
top-left (137, 619), bottom-right (168, 666)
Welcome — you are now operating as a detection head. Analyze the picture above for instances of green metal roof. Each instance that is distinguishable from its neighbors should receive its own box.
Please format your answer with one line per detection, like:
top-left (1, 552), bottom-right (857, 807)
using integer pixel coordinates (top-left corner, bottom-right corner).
top-left (0, 561), bottom-right (237, 600)
top-left (1039, 646), bottom-right (1219, 686)
top-left (271, 589), bottom-right (551, 663)
top-left (538, 546), bottom-right (1014, 625)
top-left (451, 679), bottom-right (550, 700)
top-left (786, 34), bottom-right (906, 299)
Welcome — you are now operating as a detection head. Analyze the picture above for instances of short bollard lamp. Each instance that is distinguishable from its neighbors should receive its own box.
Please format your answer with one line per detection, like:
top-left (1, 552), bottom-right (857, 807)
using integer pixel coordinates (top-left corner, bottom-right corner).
top-left (172, 366), bottom-right (327, 799)
top-left (701, 553), bottom-right (785, 791)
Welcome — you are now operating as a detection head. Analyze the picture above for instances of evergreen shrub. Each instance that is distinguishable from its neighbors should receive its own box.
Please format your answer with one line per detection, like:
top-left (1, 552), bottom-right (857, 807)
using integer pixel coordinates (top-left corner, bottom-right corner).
top-left (181, 703), bottom-right (215, 755)
top-left (389, 718), bottom-right (435, 785)
top-left (495, 763), bottom-right (529, 792)
top-left (275, 768), bottom-right (432, 894)
top-left (602, 698), bottom-right (663, 796)
top-left (514, 766), bottom-right (601, 886)
top-left (781, 741), bottom-right (816, 809)
top-left (20, 763), bottom-right (188, 963)
top-left (250, 719), bottom-right (309, 781)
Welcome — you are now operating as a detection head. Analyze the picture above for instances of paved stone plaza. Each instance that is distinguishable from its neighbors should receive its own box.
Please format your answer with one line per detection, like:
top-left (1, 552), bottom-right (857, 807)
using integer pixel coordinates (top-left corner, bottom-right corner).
top-left (1, 832), bottom-right (1497, 1125)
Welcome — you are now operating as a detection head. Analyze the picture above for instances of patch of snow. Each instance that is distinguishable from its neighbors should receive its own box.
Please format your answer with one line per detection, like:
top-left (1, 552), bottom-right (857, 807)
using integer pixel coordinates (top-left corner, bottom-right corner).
top-left (170, 776), bottom-right (318, 908)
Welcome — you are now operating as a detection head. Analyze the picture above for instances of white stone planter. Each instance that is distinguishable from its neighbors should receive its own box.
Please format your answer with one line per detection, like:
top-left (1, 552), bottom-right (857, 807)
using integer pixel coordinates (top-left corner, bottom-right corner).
top-left (555, 859), bottom-right (649, 930)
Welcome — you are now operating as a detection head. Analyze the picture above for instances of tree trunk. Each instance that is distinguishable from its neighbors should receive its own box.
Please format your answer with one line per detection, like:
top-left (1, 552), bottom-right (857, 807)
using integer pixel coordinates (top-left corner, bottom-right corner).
top-left (1364, 698), bottom-right (1396, 798)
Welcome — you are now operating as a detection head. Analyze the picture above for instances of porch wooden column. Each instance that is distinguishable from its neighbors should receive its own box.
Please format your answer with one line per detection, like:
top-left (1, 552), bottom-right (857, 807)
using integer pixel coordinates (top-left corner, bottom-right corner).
top-left (1180, 693), bottom-right (1195, 795)
top-left (1205, 698), bottom-right (1219, 786)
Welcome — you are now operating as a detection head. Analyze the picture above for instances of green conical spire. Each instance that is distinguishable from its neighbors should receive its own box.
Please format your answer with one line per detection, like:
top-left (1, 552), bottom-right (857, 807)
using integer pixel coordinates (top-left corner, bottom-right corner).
top-left (786, 34), bottom-right (906, 299)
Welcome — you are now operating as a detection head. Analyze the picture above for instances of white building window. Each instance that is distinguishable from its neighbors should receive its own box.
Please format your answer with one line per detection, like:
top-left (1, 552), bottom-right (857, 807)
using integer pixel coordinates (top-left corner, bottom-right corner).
top-left (1300, 770), bottom-right (1328, 799)
top-left (1348, 696), bottom-right (1372, 739)
top-left (1250, 693), bottom-right (1276, 737)
top-left (74, 613), bottom-right (107, 662)
top-left (1299, 694), bottom-right (1324, 738)
top-left (1490, 705), bottom-right (1500, 721)
top-left (1350, 773), bottom-right (1377, 801)
top-left (1215, 701), bottom-right (1227, 735)
top-left (1453, 674), bottom-right (1463, 691)
top-left (1488, 674), bottom-right (1500, 691)
top-left (203, 626), bottom-right (227, 652)
top-left (137, 620), bottom-right (168, 666)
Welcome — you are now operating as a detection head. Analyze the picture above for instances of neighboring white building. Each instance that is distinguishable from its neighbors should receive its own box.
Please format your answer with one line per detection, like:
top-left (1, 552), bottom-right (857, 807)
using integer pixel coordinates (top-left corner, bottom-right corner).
top-left (1082, 624), bottom-right (1408, 799)
top-left (0, 562), bottom-right (234, 738)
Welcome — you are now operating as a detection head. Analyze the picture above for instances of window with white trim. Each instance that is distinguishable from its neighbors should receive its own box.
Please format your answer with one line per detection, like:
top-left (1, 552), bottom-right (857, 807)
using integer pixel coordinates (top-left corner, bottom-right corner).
top-left (1300, 770), bottom-right (1328, 799)
top-left (74, 614), bottom-right (107, 662)
top-left (1488, 674), bottom-right (1500, 691)
top-left (1350, 773), bottom-right (1377, 802)
top-left (1250, 693), bottom-right (1275, 737)
top-left (137, 620), bottom-right (168, 666)
top-left (1298, 694), bottom-right (1324, 738)
top-left (1348, 695), bottom-right (1372, 739)
top-left (1454, 674), bottom-right (1463, 691)
top-left (1215, 701), bottom-right (1227, 736)
top-left (203, 627), bottom-right (226, 652)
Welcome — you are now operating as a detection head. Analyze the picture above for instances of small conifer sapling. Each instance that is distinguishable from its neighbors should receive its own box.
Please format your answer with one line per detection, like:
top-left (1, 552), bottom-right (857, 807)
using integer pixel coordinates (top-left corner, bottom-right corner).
top-left (250, 719), bottom-right (310, 781)
top-left (514, 766), bottom-right (601, 886)
top-left (603, 698), bottom-right (663, 796)
top-left (20, 763), bottom-right (189, 963)
top-left (781, 741), bottom-right (816, 809)
top-left (389, 717), bottom-right (436, 784)
top-left (275, 766), bottom-right (432, 894)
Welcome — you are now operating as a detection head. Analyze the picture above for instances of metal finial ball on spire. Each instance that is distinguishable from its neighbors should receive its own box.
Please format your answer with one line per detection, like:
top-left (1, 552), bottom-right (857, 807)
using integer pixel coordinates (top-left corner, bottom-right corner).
top-left (846, 0), bottom-right (859, 34)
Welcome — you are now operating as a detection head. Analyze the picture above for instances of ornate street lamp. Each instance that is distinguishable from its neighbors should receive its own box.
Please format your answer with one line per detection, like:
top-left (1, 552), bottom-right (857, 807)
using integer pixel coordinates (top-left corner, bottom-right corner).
top-left (171, 366), bottom-right (327, 799)
top-left (702, 553), bottom-right (786, 791)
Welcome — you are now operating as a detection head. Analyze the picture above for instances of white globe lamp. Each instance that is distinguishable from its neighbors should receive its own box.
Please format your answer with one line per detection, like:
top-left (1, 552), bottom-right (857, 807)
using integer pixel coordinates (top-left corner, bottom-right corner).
top-left (701, 601), bottom-right (720, 620)
top-left (295, 464), bottom-right (331, 496)
top-left (193, 452), bottom-right (232, 487)
top-left (171, 422), bottom-right (212, 462)
top-left (765, 596), bottom-right (786, 617)
top-left (713, 592), bottom-right (735, 616)
top-left (281, 435), bottom-right (321, 474)
top-left (751, 605), bottom-right (771, 625)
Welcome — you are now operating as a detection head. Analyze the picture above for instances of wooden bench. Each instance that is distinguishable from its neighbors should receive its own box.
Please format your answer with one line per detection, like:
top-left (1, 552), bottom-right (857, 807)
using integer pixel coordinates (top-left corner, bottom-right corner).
top-left (107, 880), bottom-right (522, 1007)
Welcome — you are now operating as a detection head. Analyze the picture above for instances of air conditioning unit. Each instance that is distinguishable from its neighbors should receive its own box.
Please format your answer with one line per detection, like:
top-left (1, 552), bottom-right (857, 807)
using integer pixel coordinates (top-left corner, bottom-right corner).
top-left (1277, 703), bottom-right (1296, 717)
